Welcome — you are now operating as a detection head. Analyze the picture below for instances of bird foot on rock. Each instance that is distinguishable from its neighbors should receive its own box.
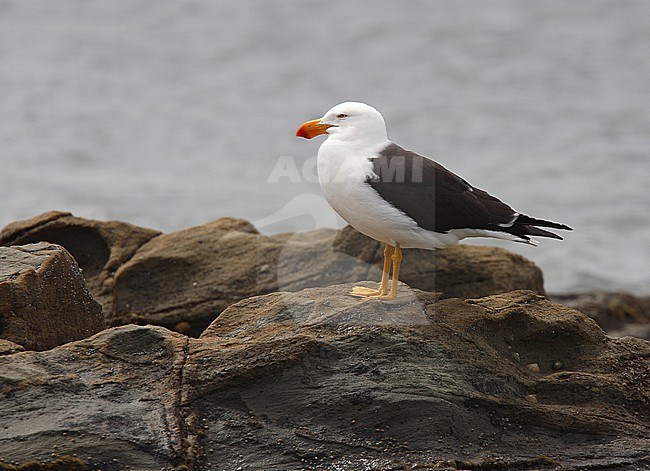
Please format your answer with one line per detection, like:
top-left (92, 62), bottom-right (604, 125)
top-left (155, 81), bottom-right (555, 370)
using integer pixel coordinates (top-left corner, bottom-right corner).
top-left (350, 286), bottom-right (383, 297)
top-left (350, 286), bottom-right (397, 301)
top-left (358, 292), bottom-right (398, 302)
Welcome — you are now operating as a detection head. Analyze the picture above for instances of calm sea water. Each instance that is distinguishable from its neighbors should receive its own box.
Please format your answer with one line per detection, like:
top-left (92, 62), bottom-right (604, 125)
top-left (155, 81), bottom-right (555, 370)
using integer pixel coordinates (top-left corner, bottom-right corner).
top-left (1, 0), bottom-right (649, 294)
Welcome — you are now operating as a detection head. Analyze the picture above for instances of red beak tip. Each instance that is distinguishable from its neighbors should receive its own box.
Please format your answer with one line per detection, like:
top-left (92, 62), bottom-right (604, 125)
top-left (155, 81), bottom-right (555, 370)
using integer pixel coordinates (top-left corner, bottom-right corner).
top-left (295, 126), bottom-right (310, 139)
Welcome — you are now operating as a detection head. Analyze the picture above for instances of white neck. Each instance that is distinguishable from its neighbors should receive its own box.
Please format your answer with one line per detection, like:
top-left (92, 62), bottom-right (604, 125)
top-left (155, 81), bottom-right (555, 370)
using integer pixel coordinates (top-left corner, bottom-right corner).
top-left (317, 136), bottom-right (391, 186)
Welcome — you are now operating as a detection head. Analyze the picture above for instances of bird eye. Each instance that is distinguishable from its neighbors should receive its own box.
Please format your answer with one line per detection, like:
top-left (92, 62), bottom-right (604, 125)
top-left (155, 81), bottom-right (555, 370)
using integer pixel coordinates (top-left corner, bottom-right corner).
top-left (336, 113), bottom-right (348, 119)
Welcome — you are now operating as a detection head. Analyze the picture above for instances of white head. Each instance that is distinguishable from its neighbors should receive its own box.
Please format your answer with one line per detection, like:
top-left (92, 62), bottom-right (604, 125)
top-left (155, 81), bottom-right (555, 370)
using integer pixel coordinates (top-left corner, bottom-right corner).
top-left (296, 102), bottom-right (388, 144)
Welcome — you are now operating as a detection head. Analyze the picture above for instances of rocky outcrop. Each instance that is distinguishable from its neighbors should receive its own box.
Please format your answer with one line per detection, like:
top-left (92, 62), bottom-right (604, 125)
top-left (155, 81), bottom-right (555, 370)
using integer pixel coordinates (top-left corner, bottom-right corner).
top-left (112, 222), bottom-right (544, 334)
top-left (0, 339), bottom-right (24, 356)
top-left (0, 324), bottom-right (189, 469)
top-left (1, 286), bottom-right (648, 470)
top-left (110, 217), bottom-right (278, 333)
top-left (2, 213), bottom-right (545, 335)
top-left (553, 291), bottom-right (650, 340)
top-left (0, 243), bottom-right (104, 350)
top-left (0, 211), bottom-right (161, 315)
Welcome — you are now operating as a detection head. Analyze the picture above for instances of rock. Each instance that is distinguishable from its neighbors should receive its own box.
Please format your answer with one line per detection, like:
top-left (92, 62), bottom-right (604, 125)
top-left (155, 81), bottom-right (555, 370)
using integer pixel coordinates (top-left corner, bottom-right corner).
top-left (1, 214), bottom-right (546, 335)
top-left (553, 290), bottom-right (650, 340)
top-left (0, 211), bottom-right (161, 315)
top-left (0, 456), bottom-right (88, 470)
top-left (112, 221), bottom-right (544, 334)
top-left (0, 324), bottom-right (191, 469)
top-left (1, 286), bottom-right (647, 470)
top-left (184, 286), bottom-right (650, 469)
top-left (525, 363), bottom-right (541, 373)
top-left (110, 217), bottom-right (279, 333)
top-left (0, 243), bottom-right (104, 350)
top-left (525, 394), bottom-right (539, 404)
top-left (0, 339), bottom-right (24, 356)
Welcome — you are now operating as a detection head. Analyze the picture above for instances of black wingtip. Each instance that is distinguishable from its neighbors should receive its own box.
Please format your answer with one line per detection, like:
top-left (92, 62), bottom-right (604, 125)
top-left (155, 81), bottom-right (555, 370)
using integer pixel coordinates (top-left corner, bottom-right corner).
top-left (494, 216), bottom-right (568, 241)
top-left (516, 215), bottom-right (572, 231)
top-left (524, 226), bottom-right (564, 240)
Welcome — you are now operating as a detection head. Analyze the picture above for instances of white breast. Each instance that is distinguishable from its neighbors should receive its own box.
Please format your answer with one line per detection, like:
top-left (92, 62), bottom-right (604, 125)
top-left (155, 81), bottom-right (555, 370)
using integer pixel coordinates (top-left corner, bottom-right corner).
top-left (317, 139), bottom-right (461, 249)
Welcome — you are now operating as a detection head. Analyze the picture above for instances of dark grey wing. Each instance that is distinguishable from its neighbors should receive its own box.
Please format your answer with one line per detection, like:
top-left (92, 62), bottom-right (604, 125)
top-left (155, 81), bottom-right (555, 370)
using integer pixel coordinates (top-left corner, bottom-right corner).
top-left (366, 143), bottom-right (518, 233)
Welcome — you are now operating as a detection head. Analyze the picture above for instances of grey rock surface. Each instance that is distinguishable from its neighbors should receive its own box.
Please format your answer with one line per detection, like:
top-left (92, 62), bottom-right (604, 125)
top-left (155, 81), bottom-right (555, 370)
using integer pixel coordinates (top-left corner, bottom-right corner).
top-left (1, 286), bottom-right (648, 470)
top-left (0, 324), bottom-right (190, 469)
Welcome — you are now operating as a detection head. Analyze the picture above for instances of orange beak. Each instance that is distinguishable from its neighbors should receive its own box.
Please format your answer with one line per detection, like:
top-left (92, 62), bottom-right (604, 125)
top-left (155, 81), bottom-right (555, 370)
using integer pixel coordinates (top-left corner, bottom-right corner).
top-left (296, 118), bottom-right (333, 139)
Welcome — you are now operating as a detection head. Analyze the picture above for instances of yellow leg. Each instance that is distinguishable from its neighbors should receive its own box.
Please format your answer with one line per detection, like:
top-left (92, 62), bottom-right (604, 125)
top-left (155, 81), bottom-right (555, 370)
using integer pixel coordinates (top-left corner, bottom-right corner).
top-left (350, 244), bottom-right (394, 297)
top-left (357, 244), bottom-right (403, 302)
top-left (383, 244), bottom-right (403, 300)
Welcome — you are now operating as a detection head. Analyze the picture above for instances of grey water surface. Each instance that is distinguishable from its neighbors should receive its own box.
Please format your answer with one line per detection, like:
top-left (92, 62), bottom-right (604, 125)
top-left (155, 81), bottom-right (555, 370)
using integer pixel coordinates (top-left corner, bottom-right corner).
top-left (1, 0), bottom-right (649, 294)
